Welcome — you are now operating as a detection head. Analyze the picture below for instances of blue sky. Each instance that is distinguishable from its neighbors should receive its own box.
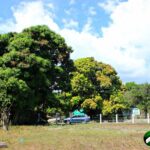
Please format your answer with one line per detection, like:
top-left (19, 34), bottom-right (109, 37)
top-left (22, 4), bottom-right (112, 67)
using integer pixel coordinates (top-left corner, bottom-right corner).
top-left (0, 0), bottom-right (112, 34)
top-left (0, 0), bottom-right (150, 83)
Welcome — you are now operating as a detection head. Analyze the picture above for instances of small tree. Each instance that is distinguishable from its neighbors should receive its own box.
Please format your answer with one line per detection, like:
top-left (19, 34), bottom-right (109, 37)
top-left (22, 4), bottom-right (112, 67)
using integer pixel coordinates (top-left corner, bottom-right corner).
top-left (0, 77), bottom-right (30, 130)
top-left (0, 83), bottom-right (11, 130)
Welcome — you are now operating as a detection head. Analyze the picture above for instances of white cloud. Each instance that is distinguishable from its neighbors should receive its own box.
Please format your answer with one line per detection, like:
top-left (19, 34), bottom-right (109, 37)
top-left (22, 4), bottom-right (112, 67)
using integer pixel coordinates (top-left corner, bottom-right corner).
top-left (64, 8), bottom-right (76, 16)
top-left (98, 0), bottom-right (150, 82)
top-left (82, 18), bottom-right (93, 33)
top-left (0, 1), bottom-right (59, 33)
top-left (89, 7), bottom-right (97, 16)
top-left (65, 9), bottom-right (72, 15)
top-left (69, 0), bottom-right (76, 5)
top-left (0, 0), bottom-right (150, 83)
top-left (47, 3), bottom-right (55, 11)
top-left (98, 0), bottom-right (120, 13)
top-left (60, 29), bottom-right (99, 59)
top-left (62, 19), bottom-right (79, 29)
top-left (62, 0), bottom-right (150, 83)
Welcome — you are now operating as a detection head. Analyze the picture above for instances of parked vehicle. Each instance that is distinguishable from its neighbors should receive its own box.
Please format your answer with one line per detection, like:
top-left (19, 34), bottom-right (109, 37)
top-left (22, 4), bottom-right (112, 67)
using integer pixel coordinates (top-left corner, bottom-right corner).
top-left (64, 115), bottom-right (90, 124)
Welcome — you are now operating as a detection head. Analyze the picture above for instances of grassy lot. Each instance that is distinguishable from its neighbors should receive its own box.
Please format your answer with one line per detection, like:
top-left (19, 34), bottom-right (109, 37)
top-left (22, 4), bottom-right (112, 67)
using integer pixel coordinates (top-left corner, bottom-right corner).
top-left (0, 123), bottom-right (150, 150)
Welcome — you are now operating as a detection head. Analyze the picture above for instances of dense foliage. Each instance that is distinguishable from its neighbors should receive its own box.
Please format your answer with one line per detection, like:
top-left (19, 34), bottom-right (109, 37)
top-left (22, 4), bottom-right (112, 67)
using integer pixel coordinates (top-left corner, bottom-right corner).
top-left (123, 82), bottom-right (150, 117)
top-left (0, 25), bottom-right (73, 127)
top-left (70, 57), bottom-right (124, 116)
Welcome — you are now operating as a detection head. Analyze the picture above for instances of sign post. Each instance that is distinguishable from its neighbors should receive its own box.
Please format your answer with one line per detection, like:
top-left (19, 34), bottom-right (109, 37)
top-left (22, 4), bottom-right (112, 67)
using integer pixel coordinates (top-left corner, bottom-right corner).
top-left (147, 113), bottom-right (150, 124)
top-left (116, 114), bottom-right (118, 123)
top-left (100, 114), bottom-right (102, 124)
top-left (132, 108), bottom-right (140, 116)
top-left (132, 114), bottom-right (135, 124)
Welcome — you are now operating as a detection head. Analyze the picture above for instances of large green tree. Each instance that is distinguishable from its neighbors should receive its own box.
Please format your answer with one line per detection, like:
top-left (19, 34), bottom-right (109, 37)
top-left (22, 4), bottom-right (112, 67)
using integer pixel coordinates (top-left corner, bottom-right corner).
top-left (70, 57), bottom-right (123, 116)
top-left (0, 25), bottom-right (73, 126)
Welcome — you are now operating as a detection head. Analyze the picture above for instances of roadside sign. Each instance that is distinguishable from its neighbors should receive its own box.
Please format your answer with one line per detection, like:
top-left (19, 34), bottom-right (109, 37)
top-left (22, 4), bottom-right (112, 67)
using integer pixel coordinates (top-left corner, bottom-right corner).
top-left (132, 108), bottom-right (140, 115)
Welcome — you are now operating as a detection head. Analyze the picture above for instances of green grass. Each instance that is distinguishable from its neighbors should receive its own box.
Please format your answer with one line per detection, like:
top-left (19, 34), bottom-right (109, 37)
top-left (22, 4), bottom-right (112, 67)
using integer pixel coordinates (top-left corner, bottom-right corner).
top-left (0, 123), bottom-right (150, 150)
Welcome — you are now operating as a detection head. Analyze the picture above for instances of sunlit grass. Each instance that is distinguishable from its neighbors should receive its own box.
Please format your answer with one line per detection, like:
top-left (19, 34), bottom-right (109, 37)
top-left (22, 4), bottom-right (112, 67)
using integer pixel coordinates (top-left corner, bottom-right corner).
top-left (0, 123), bottom-right (150, 150)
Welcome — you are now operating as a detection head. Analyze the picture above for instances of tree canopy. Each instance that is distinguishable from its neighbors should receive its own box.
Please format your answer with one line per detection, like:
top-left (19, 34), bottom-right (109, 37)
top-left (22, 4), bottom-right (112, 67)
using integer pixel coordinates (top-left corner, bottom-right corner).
top-left (70, 57), bottom-right (123, 116)
top-left (123, 82), bottom-right (150, 117)
top-left (0, 25), bottom-right (73, 127)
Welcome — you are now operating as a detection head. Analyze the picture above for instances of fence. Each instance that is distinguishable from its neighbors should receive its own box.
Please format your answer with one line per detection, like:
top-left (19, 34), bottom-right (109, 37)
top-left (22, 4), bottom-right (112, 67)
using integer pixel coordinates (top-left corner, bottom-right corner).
top-left (47, 113), bottom-right (150, 124)
top-left (1, 113), bottom-right (150, 126)
top-left (97, 113), bottom-right (150, 124)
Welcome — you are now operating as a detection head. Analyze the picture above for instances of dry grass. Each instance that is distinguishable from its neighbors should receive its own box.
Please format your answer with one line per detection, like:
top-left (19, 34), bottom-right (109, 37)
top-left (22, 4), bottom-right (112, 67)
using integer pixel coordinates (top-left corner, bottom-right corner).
top-left (0, 123), bottom-right (150, 150)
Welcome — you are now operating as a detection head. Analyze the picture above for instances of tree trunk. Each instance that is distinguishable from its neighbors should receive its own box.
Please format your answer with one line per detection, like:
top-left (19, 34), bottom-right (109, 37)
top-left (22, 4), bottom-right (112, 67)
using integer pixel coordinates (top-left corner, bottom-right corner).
top-left (2, 111), bottom-right (9, 131)
top-left (144, 108), bottom-right (148, 119)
